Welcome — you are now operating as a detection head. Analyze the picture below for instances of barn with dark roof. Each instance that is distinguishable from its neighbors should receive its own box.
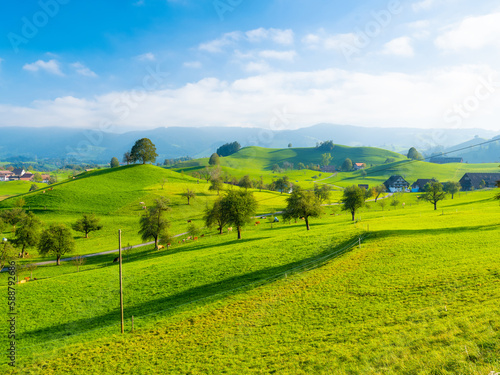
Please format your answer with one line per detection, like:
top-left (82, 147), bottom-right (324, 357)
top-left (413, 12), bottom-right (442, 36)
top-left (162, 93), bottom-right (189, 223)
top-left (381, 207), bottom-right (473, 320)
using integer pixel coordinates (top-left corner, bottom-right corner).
top-left (459, 173), bottom-right (500, 191)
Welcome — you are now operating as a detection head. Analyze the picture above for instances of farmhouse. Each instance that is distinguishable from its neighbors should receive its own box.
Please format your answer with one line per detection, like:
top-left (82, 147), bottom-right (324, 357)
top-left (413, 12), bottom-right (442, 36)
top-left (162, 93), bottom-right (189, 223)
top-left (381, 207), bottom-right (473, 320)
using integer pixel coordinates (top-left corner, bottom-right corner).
top-left (321, 165), bottom-right (336, 173)
top-left (459, 173), bottom-right (500, 191)
top-left (358, 184), bottom-right (369, 190)
top-left (0, 170), bottom-right (14, 182)
top-left (430, 157), bottom-right (463, 164)
top-left (20, 173), bottom-right (34, 181)
top-left (353, 163), bottom-right (366, 170)
top-left (411, 178), bottom-right (437, 192)
top-left (383, 175), bottom-right (410, 192)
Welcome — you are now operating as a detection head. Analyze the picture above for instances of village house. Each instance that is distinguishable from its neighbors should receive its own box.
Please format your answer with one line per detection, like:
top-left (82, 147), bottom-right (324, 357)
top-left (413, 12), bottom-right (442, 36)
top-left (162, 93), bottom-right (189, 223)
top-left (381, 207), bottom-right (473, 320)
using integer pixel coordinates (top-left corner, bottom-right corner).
top-left (429, 157), bottom-right (464, 164)
top-left (353, 163), bottom-right (366, 170)
top-left (321, 165), bottom-right (336, 173)
top-left (383, 175), bottom-right (410, 192)
top-left (411, 178), bottom-right (437, 192)
top-left (459, 173), bottom-right (500, 191)
top-left (0, 170), bottom-right (14, 182)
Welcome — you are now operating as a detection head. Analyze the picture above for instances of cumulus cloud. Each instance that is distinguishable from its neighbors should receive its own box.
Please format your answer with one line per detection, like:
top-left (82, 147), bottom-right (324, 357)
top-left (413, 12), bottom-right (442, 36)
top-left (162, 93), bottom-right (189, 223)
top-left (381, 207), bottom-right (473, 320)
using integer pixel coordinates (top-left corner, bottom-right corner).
top-left (71, 62), bottom-right (98, 77)
top-left (435, 12), bottom-right (500, 51)
top-left (3, 65), bottom-right (500, 132)
top-left (199, 31), bottom-right (243, 53)
top-left (412, 0), bottom-right (435, 12)
top-left (381, 37), bottom-right (415, 57)
top-left (137, 52), bottom-right (156, 61)
top-left (23, 59), bottom-right (64, 76)
top-left (258, 50), bottom-right (296, 61)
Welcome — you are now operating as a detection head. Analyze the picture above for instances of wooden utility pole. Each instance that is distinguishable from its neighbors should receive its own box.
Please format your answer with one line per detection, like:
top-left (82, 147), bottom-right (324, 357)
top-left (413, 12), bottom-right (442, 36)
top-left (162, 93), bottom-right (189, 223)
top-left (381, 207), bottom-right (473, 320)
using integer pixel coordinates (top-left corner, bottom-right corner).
top-left (119, 230), bottom-right (124, 334)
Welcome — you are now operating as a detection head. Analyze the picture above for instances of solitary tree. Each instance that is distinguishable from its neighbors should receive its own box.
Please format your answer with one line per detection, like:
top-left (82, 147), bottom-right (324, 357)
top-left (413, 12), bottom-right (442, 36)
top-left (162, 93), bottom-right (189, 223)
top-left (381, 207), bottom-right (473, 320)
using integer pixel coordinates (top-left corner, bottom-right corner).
top-left (13, 212), bottom-right (42, 258)
top-left (123, 151), bottom-right (133, 165)
top-left (443, 181), bottom-right (461, 199)
top-left (161, 178), bottom-right (168, 190)
top-left (130, 138), bottom-right (158, 164)
top-left (314, 184), bottom-right (332, 203)
top-left (48, 175), bottom-right (57, 185)
top-left (209, 177), bottom-right (224, 195)
top-left (283, 187), bottom-right (323, 230)
top-left (204, 198), bottom-right (231, 234)
top-left (72, 213), bottom-right (103, 238)
top-left (342, 158), bottom-right (353, 172)
top-left (297, 162), bottom-right (306, 170)
top-left (208, 153), bottom-right (220, 166)
top-left (407, 147), bottom-right (424, 160)
top-left (373, 184), bottom-right (386, 202)
top-left (341, 185), bottom-right (366, 221)
top-left (71, 255), bottom-right (86, 272)
top-left (138, 197), bottom-right (171, 249)
top-left (288, 143), bottom-right (292, 148)
top-left (220, 190), bottom-right (257, 239)
top-left (419, 182), bottom-right (446, 210)
top-left (110, 157), bottom-right (120, 168)
top-left (183, 188), bottom-right (196, 205)
top-left (321, 153), bottom-right (332, 167)
top-left (38, 223), bottom-right (75, 266)
top-left (29, 184), bottom-right (39, 192)
top-left (1, 208), bottom-right (25, 230)
top-left (274, 176), bottom-right (290, 194)
top-left (238, 175), bottom-right (253, 189)
top-left (33, 173), bottom-right (43, 182)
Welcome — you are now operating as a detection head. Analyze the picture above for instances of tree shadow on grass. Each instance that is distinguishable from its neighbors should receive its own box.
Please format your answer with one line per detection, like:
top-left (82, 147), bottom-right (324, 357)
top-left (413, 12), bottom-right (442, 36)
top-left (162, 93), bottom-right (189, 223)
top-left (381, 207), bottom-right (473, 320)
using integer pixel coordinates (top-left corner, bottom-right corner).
top-left (20, 236), bottom-right (361, 347)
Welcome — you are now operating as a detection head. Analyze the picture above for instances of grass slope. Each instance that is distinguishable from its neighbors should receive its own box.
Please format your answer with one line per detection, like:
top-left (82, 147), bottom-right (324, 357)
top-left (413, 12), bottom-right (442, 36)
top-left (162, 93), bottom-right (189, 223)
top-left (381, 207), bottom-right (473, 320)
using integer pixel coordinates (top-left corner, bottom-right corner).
top-left (1, 189), bottom-right (499, 374)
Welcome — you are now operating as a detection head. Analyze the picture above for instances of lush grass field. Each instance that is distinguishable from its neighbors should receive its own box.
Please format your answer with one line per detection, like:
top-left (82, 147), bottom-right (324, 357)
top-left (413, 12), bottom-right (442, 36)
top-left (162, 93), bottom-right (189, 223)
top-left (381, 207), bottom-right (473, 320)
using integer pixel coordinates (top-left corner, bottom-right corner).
top-left (0, 181), bottom-right (46, 201)
top-left (1, 185), bottom-right (499, 374)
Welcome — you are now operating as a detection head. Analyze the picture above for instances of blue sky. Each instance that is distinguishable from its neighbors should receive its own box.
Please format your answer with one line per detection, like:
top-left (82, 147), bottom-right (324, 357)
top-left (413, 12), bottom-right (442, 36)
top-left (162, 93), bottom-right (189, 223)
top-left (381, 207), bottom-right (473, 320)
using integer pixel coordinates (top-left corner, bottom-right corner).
top-left (1, 0), bottom-right (500, 135)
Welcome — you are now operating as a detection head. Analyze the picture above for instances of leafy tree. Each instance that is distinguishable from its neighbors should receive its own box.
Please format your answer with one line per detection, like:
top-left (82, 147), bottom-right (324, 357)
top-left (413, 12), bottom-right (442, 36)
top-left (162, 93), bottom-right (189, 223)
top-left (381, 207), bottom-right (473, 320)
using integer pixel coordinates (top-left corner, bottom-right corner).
top-left (443, 181), bottom-right (461, 199)
top-left (204, 198), bottom-right (230, 235)
top-left (130, 138), bottom-right (158, 164)
top-left (216, 141), bottom-right (241, 157)
top-left (316, 140), bottom-right (334, 151)
top-left (407, 147), bottom-right (424, 160)
top-left (138, 197), bottom-right (171, 250)
top-left (209, 177), bottom-right (224, 195)
top-left (274, 176), bottom-right (290, 194)
top-left (33, 172), bottom-right (43, 182)
top-left (288, 143), bottom-right (292, 148)
top-left (314, 184), bottom-right (332, 203)
top-left (72, 213), bottom-right (103, 238)
top-left (342, 158), bottom-right (353, 172)
top-left (220, 190), bottom-right (257, 239)
top-left (0, 241), bottom-right (17, 272)
top-left (384, 157), bottom-right (396, 164)
top-left (208, 153), bottom-right (220, 166)
top-left (255, 176), bottom-right (264, 192)
top-left (13, 212), bottom-right (42, 258)
top-left (283, 187), bottom-right (323, 230)
top-left (297, 162), bottom-right (306, 170)
top-left (321, 153), bottom-right (332, 167)
top-left (110, 157), bottom-right (120, 168)
top-left (123, 151), bottom-right (133, 165)
top-left (373, 184), bottom-right (386, 202)
top-left (419, 182), bottom-right (446, 210)
top-left (272, 164), bottom-right (282, 173)
top-left (187, 223), bottom-right (201, 239)
top-left (160, 177), bottom-right (168, 190)
top-left (378, 199), bottom-right (387, 211)
top-left (48, 175), bottom-right (57, 185)
top-left (15, 198), bottom-right (25, 208)
top-left (479, 179), bottom-right (486, 189)
top-left (183, 188), bottom-right (196, 205)
top-left (341, 185), bottom-right (366, 221)
top-left (238, 175), bottom-right (253, 189)
top-left (1, 208), bottom-right (25, 230)
top-left (29, 184), bottom-right (39, 192)
top-left (38, 223), bottom-right (75, 266)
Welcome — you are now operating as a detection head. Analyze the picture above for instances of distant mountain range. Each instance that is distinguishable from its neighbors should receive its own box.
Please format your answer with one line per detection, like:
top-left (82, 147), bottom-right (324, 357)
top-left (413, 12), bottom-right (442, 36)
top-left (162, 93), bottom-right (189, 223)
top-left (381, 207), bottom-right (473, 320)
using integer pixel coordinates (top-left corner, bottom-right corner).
top-left (0, 124), bottom-right (498, 163)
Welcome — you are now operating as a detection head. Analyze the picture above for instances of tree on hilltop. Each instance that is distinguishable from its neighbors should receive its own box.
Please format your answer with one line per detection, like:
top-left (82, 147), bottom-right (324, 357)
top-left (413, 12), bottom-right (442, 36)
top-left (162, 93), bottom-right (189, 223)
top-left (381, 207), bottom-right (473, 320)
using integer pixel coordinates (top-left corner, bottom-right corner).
top-left (209, 153), bottom-right (220, 166)
top-left (130, 138), bottom-right (158, 164)
top-left (123, 151), bottom-right (133, 165)
top-left (110, 157), bottom-right (120, 168)
top-left (407, 147), bottom-right (424, 161)
top-left (216, 142), bottom-right (241, 157)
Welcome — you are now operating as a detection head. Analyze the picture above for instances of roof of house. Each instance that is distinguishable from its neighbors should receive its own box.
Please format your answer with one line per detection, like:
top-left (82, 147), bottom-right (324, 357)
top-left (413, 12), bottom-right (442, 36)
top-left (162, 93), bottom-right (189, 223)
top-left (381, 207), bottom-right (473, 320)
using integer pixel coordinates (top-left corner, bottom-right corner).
top-left (354, 163), bottom-right (365, 166)
top-left (383, 175), bottom-right (409, 187)
top-left (411, 178), bottom-right (437, 190)
top-left (20, 173), bottom-right (34, 180)
top-left (430, 157), bottom-right (463, 164)
top-left (0, 170), bottom-right (14, 175)
top-left (12, 168), bottom-right (25, 176)
top-left (460, 173), bottom-right (500, 185)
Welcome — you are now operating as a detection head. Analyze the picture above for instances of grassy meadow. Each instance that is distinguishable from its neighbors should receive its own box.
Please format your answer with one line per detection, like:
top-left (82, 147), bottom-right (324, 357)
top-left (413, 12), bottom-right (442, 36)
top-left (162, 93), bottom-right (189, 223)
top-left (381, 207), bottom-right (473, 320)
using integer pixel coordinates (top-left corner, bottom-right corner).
top-left (0, 147), bottom-right (499, 374)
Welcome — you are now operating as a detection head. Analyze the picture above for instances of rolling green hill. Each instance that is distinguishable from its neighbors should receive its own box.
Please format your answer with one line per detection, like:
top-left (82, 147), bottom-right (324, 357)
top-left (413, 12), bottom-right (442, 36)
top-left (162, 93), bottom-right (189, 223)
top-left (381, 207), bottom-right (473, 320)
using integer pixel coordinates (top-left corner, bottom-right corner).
top-left (2, 189), bottom-right (499, 374)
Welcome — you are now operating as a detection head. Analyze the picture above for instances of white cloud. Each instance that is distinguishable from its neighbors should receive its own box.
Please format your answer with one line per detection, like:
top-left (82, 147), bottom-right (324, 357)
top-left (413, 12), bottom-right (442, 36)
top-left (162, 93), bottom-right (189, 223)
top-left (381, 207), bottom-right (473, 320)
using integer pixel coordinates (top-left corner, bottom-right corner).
top-left (258, 50), bottom-right (296, 61)
top-left (199, 28), bottom-right (294, 53)
top-left (302, 32), bottom-right (359, 52)
top-left (183, 61), bottom-right (202, 69)
top-left (244, 61), bottom-right (270, 73)
top-left (381, 37), bottom-right (415, 57)
top-left (435, 12), bottom-right (500, 51)
top-left (71, 62), bottom-right (98, 78)
top-left (23, 59), bottom-right (64, 76)
top-left (407, 20), bottom-right (431, 39)
top-left (3, 65), bottom-right (500, 132)
top-left (199, 32), bottom-right (242, 53)
top-left (412, 0), bottom-right (435, 12)
top-left (137, 52), bottom-right (156, 61)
